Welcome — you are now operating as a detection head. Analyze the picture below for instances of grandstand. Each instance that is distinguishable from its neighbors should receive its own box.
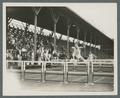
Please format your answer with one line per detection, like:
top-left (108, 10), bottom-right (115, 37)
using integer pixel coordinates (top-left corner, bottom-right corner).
top-left (7, 19), bottom-right (103, 61)
top-left (6, 7), bottom-right (113, 60)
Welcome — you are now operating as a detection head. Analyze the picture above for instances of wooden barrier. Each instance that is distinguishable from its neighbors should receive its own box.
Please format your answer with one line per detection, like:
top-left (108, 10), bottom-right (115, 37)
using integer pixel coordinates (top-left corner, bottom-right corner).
top-left (66, 61), bottom-right (89, 83)
top-left (6, 59), bottom-right (114, 83)
top-left (92, 60), bottom-right (114, 83)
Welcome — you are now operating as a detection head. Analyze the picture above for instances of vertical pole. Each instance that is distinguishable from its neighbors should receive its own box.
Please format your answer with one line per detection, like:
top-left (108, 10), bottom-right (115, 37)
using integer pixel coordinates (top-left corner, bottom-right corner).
top-left (34, 14), bottom-right (37, 60)
top-left (94, 37), bottom-right (97, 55)
top-left (64, 62), bottom-right (68, 83)
top-left (53, 22), bottom-right (57, 50)
top-left (50, 8), bottom-right (59, 51)
top-left (89, 32), bottom-right (93, 84)
top-left (33, 7), bottom-right (41, 60)
top-left (90, 32), bottom-right (92, 52)
top-left (87, 62), bottom-right (90, 83)
top-left (63, 62), bottom-right (66, 82)
top-left (67, 24), bottom-right (71, 59)
top-left (88, 61), bottom-right (94, 84)
top-left (76, 27), bottom-right (80, 42)
top-left (91, 61), bottom-right (94, 84)
top-left (66, 62), bottom-right (68, 82)
top-left (84, 32), bottom-right (87, 57)
top-left (21, 61), bottom-right (25, 80)
top-left (42, 62), bottom-right (45, 82)
top-left (88, 61), bottom-right (91, 83)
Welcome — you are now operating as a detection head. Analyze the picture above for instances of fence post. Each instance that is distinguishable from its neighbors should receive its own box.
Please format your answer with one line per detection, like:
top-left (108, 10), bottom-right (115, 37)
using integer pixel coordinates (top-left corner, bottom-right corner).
top-left (66, 62), bottom-right (68, 83)
top-left (21, 61), bottom-right (25, 80)
top-left (88, 61), bottom-right (94, 84)
top-left (63, 62), bottom-right (65, 82)
top-left (91, 61), bottom-right (94, 84)
top-left (64, 61), bottom-right (68, 83)
top-left (42, 61), bottom-right (45, 83)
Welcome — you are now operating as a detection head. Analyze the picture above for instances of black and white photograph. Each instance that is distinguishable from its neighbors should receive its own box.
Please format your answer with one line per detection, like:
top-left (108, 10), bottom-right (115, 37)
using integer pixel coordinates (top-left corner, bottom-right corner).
top-left (3, 3), bottom-right (117, 96)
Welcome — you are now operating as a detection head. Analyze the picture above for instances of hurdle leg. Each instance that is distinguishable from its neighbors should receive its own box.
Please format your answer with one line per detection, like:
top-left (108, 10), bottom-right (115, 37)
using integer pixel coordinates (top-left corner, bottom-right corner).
top-left (63, 62), bottom-right (65, 82)
top-left (63, 62), bottom-right (68, 83)
top-left (44, 62), bottom-right (46, 81)
top-left (88, 61), bottom-right (94, 85)
top-left (91, 61), bottom-right (94, 85)
top-left (66, 62), bottom-right (68, 83)
top-left (21, 61), bottom-right (25, 80)
top-left (87, 62), bottom-right (90, 83)
top-left (41, 62), bottom-right (45, 83)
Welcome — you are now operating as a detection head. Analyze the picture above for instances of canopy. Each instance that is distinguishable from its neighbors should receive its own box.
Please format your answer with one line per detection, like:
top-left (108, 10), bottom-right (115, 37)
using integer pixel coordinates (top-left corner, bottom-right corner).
top-left (6, 7), bottom-right (113, 52)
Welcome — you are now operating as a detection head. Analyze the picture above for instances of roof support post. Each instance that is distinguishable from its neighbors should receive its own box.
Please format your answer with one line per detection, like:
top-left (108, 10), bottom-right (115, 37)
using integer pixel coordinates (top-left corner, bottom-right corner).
top-left (94, 37), bottom-right (97, 54)
top-left (53, 17), bottom-right (59, 50)
top-left (76, 26), bottom-right (80, 42)
top-left (90, 32), bottom-right (92, 52)
top-left (33, 7), bottom-right (41, 60)
top-left (53, 20), bottom-right (57, 50)
top-left (67, 20), bottom-right (71, 59)
top-left (50, 8), bottom-right (60, 51)
top-left (84, 32), bottom-right (87, 57)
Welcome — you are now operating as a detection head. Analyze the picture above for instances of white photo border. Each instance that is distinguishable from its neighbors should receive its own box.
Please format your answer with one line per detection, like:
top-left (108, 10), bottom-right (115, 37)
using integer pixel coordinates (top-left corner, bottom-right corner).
top-left (2, 2), bottom-right (118, 96)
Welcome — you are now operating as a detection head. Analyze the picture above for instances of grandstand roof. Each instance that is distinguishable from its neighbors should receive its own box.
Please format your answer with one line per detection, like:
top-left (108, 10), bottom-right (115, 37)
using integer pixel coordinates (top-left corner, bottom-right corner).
top-left (6, 7), bottom-right (113, 49)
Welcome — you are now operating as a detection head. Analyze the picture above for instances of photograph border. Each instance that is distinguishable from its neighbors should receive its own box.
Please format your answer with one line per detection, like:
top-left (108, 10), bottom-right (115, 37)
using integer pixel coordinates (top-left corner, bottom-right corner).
top-left (0, 0), bottom-right (120, 97)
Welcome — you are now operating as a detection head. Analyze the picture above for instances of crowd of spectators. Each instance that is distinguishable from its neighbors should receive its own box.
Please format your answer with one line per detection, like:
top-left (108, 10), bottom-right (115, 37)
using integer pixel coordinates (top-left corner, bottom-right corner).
top-left (6, 25), bottom-right (69, 61)
top-left (6, 24), bottom-right (113, 61)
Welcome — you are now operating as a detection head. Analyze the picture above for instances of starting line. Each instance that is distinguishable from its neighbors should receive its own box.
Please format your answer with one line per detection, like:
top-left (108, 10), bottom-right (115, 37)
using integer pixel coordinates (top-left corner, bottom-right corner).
top-left (6, 59), bottom-right (114, 84)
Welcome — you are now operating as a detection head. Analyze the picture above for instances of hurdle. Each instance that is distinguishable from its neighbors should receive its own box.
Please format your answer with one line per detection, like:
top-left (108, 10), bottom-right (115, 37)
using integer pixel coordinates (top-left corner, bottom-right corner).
top-left (42, 60), bottom-right (90, 83)
top-left (91, 59), bottom-right (114, 83)
top-left (6, 60), bottom-right (25, 80)
top-left (6, 60), bottom-right (43, 81)
top-left (23, 61), bottom-right (43, 81)
top-left (6, 60), bottom-right (89, 83)
top-left (92, 59), bottom-right (114, 73)
top-left (66, 61), bottom-right (89, 83)
top-left (43, 61), bottom-right (65, 82)
top-left (6, 59), bottom-right (114, 84)
top-left (6, 60), bottom-right (22, 69)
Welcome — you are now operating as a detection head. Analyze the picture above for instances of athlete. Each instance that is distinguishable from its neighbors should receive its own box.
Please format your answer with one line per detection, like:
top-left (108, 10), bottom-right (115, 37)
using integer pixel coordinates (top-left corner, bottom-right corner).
top-left (72, 43), bottom-right (85, 61)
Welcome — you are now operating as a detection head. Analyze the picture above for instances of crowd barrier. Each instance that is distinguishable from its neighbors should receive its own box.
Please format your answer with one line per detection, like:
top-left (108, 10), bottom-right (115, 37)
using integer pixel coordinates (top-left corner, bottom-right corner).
top-left (6, 59), bottom-right (114, 84)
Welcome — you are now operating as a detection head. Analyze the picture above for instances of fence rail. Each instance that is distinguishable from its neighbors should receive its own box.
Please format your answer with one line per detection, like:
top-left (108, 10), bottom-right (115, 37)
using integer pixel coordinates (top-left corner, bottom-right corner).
top-left (6, 59), bottom-right (114, 83)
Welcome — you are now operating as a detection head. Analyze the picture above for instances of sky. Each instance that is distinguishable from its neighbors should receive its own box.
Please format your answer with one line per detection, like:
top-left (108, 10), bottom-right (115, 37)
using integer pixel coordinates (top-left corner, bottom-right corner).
top-left (67, 3), bottom-right (117, 39)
